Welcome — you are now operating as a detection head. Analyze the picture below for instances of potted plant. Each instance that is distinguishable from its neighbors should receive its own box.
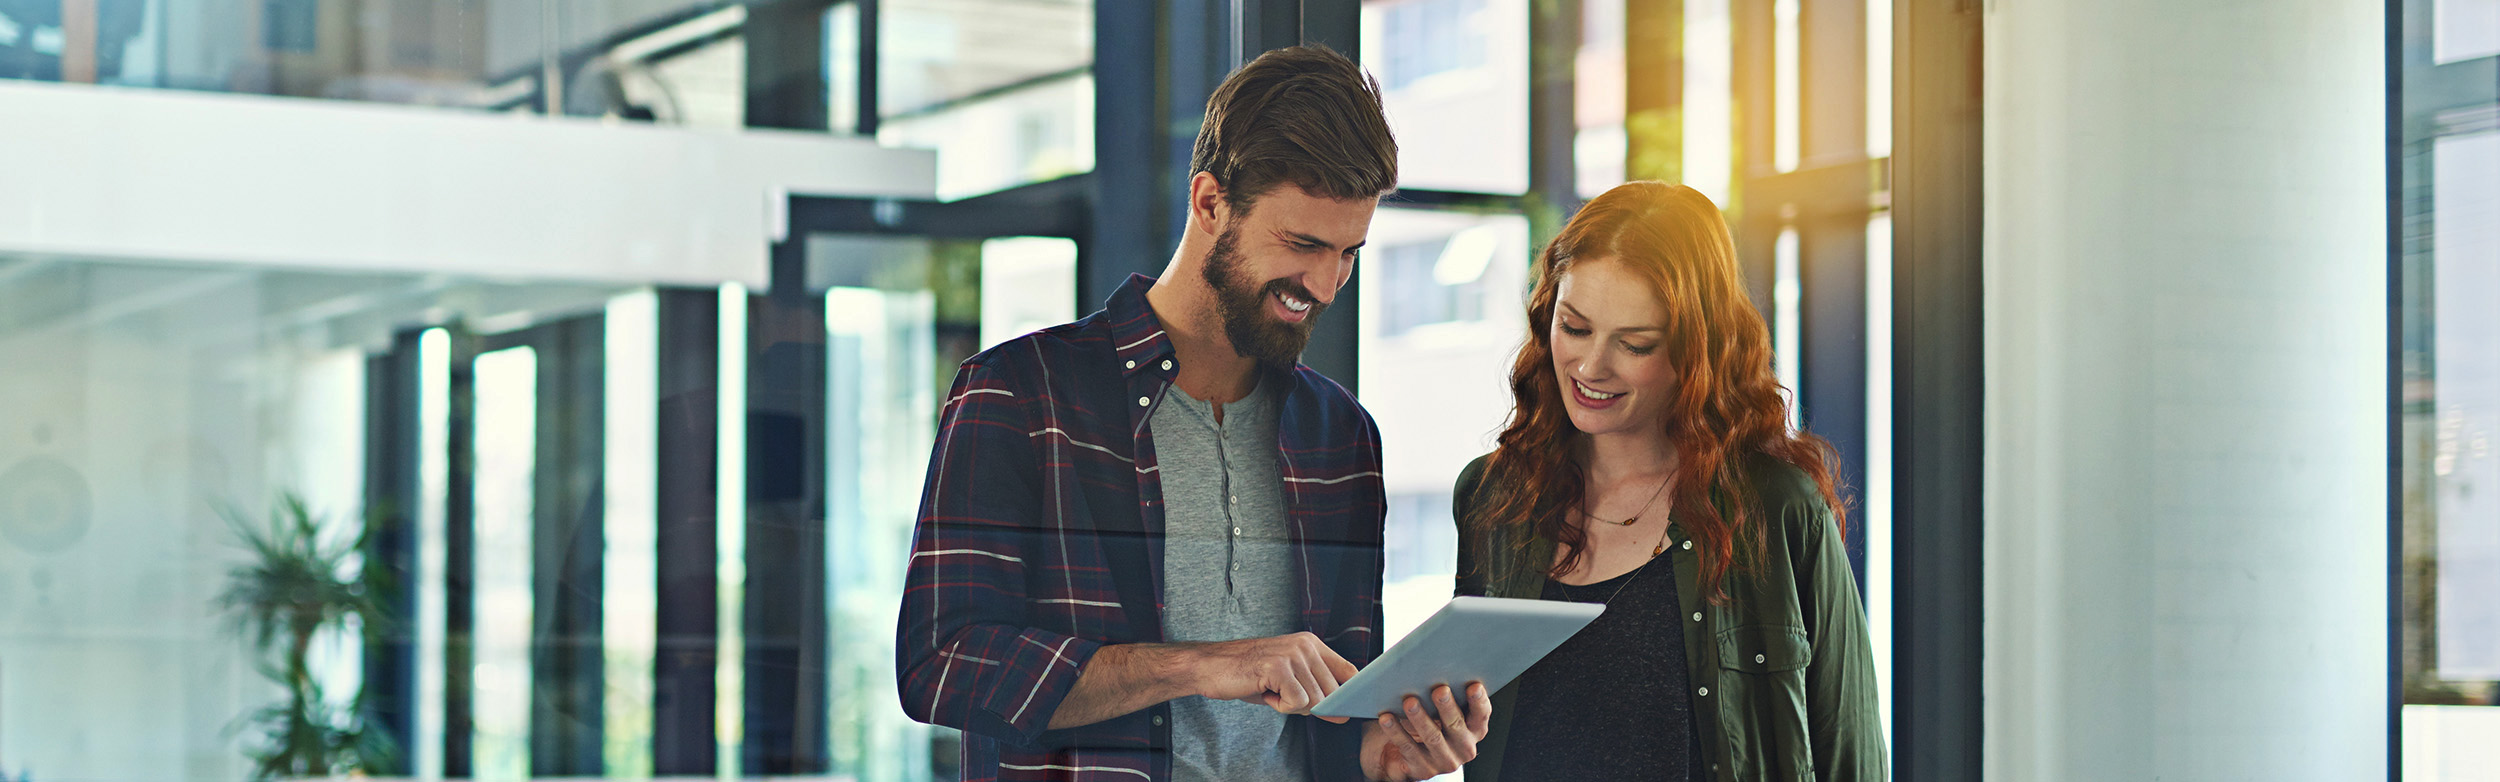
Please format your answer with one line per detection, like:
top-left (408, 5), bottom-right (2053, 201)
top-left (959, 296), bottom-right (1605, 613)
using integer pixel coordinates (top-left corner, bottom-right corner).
top-left (214, 493), bottom-right (397, 779)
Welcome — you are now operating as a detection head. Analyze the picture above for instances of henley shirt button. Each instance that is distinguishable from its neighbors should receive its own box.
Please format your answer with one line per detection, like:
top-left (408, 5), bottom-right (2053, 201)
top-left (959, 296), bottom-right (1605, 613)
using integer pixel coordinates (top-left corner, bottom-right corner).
top-left (1692, 612), bottom-right (1702, 622)
top-left (1125, 360), bottom-right (1136, 369)
top-left (1162, 359), bottom-right (1174, 370)
top-left (1756, 653), bottom-right (1767, 664)
top-left (1698, 687), bottom-right (1709, 697)
top-left (1682, 540), bottom-right (1694, 550)
top-left (1137, 396), bottom-right (1151, 407)
top-left (1152, 715), bottom-right (1165, 726)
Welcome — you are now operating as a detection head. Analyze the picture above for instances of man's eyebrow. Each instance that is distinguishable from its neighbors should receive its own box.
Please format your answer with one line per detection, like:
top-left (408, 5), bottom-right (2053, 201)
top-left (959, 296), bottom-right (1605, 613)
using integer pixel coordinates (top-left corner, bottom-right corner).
top-left (1280, 230), bottom-right (1366, 253)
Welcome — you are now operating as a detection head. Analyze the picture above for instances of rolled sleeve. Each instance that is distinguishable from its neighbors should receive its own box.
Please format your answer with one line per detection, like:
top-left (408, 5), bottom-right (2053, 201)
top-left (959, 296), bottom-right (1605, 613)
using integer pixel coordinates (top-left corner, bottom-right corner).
top-left (896, 359), bottom-right (1100, 747)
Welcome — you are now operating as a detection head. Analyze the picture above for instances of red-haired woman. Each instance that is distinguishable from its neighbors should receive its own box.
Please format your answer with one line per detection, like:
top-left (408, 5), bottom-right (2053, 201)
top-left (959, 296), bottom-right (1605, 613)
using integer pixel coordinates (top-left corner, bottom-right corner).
top-left (1447, 182), bottom-right (1883, 780)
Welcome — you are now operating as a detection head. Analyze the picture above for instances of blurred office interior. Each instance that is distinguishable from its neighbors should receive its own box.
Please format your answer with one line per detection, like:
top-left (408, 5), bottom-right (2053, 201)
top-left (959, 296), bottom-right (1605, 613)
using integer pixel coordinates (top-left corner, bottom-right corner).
top-left (0, 0), bottom-right (2486, 779)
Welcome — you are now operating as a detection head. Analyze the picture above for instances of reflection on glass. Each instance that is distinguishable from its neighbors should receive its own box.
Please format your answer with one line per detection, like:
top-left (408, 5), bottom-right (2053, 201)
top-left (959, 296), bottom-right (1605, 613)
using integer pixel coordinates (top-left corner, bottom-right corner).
top-left (1683, 0), bottom-right (1735, 205)
top-left (1772, 0), bottom-right (1800, 173)
top-left (2400, 0), bottom-right (2500, 769)
top-left (979, 237), bottom-right (1079, 351)
top-left (0, 1), bottom-right (754, 123)
top-left (0, 256), bottom-right (627, 780)
top-left (826, 286), bottom-right (941, 782)
top-left (1576, 0), bottom-right (1626, 197)
top-left (716, 283), bottom-right (750, 779)
top-left (297, 348), bottom-right (371, 732)
top-left (1863, 214), bottom-right (1893, 758)
top-left (830, 3), bottom-right (863, 132)
top-left (1364, 0), bottom-right (1527, 194)
top-left (878, 73), bottom-right (1094, 200)
top-left (1773, 228), bottom-right (1801, 428)
top-left (2432, 133), bottom-right (2500, 682)
top-left (877, 0), bottom-right (1093, 117)
top-left (1866, 0), bottom-right (1893, 160)
top-left (471, 345), bottom-right (537, 781)
top-left (603, 290), bottom-right (661, 778)
top-left (1359, 208), bottom-right (1533, 646)
top-left (417, 326), bottom-right (452, 781)
top-left (2434, 0), bottom-right (2500, 64)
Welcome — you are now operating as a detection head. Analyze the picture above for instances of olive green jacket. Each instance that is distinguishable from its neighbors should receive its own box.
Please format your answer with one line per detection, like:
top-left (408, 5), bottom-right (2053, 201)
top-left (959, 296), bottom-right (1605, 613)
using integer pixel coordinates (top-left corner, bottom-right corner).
top-left (1453, 454), bottom-right (1887, 782)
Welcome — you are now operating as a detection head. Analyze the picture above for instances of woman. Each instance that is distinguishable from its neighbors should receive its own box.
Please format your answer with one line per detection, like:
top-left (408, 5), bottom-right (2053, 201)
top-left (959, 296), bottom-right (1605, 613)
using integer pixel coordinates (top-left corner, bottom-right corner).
top-left (1452, 182), bottom-right (1883, 780)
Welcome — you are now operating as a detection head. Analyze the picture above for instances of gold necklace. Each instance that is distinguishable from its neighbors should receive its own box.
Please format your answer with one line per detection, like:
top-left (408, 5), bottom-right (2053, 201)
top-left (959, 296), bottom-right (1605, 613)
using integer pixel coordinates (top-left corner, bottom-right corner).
top-left (1585, 474), bottom-right (1673, 527)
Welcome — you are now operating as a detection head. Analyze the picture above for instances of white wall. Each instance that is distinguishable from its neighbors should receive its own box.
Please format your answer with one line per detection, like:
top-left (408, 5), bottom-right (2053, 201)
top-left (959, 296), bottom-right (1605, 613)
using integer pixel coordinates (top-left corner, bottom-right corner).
top-left (1983, 0), bottom-right (2387, 779)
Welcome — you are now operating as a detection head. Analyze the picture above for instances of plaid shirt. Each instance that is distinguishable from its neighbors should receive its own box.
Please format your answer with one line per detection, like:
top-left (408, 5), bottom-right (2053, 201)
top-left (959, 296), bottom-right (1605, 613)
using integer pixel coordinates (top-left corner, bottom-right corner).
top-left (897, 273), bottom-right (1388, 782)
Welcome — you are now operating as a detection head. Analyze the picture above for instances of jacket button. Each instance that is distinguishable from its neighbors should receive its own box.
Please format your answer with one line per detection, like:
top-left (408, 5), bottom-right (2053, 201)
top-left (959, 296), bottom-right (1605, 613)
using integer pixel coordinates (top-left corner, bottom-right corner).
top-left (1692, 612), bottom-right (1702, 622)
top-left (1162, 359), bottom-right (1174, 370)
top-left (1682, 539), bottom-right (1693, 550)
top-left (1138, 396), bottom-right (1151, 407)
top-left (1126, 360), bottom-right (1137, 369)
top-left (1697, 687), bottom-right (1709, 697)
top-left (1756, 653), bottom-right (1767, 664)
top-left (1152, 715), bottom-right (1165, 726)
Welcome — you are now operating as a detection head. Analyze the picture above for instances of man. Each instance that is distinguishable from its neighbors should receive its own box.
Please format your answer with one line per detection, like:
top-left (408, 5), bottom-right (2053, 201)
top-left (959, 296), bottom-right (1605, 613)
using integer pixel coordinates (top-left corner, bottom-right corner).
top-left (897, 46), bottom-right (1489, 782)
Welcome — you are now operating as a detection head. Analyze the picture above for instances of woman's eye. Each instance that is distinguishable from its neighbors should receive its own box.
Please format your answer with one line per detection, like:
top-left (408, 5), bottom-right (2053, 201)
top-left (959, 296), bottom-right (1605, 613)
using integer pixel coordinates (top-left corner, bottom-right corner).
top-left (1624, 343), bottom-right (1656, 356)
top-left (1559, 324), bottom-right (1592, 337)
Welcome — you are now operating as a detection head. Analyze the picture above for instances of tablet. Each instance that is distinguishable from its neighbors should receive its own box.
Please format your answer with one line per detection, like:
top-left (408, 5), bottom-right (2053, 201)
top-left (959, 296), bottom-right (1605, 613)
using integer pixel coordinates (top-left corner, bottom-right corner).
top-left (1309, 596), bottom-right (1603, 720)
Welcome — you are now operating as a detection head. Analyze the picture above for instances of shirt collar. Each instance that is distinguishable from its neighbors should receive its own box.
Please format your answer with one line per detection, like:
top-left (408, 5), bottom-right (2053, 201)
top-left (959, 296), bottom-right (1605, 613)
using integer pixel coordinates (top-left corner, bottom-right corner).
top-left (1103, 272), bottom-right (1304, 397)
top-left (1104, 273), bottom-right (1178, 379)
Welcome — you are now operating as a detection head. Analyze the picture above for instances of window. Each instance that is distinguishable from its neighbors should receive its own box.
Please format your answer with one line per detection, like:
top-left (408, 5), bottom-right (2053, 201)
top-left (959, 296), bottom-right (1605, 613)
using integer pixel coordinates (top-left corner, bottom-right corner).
top-left (1373, 233), bottom-right (1493, 338)
top-left (2401, 0), bottom-right (2500, 775)
top-left (1363, 0), bottom-right (1527, 194)
top-left (1377, 0), bottom-right (1490, 90)
top-left (1358, 209), bottom-right (1530, 645)
top-left (874, 0), bottom-right (1096, 199)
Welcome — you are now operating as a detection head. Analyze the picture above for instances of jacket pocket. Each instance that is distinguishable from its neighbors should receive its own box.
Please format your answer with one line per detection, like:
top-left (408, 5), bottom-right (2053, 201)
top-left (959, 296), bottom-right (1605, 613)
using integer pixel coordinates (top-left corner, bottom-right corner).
top-left (1715, 624), bottom-right (1813, 780)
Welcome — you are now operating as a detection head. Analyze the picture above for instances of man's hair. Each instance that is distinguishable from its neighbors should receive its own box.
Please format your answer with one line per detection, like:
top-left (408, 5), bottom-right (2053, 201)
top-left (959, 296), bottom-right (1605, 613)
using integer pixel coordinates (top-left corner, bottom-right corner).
top-left (1190, 45), bottom-right (1399, 212)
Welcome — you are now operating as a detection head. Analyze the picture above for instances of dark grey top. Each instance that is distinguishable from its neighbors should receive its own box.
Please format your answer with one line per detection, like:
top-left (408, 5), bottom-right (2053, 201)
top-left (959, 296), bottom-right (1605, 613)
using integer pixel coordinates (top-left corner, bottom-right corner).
top-left (1151, 379), bottom-right (1308, 782)
top-left (1500, 552), bottom-right (1709, 782)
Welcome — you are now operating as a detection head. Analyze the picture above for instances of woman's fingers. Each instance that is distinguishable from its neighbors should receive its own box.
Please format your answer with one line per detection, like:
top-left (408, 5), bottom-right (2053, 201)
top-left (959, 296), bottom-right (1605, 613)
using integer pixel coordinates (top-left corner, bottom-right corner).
top-left (1465, 681), bottom-right (1493, 736)
top-left (1403, 695), bottom-right (1460, 770)
top-left (1379, 713), bottom-right (1430, 776)
top-left (1432, 684), bottom-right (1467, 735)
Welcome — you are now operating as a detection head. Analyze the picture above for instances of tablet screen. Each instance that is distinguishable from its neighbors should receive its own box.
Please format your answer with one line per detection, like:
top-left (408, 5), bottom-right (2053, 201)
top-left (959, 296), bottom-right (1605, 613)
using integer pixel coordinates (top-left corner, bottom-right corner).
top-left (1309, 596), bottom-right (1603, 720)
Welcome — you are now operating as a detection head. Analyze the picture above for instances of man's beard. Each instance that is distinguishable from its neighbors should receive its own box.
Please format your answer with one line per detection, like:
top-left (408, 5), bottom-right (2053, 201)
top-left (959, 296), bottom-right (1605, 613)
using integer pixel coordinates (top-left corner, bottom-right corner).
top-left (1201, 225), bottom-right (1327, 373)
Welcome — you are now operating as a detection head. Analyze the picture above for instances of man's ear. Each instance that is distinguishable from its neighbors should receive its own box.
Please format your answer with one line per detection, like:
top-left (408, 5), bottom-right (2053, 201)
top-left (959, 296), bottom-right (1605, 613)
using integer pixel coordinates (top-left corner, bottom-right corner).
top-left (1188, 171), bottom-right (1230, 237)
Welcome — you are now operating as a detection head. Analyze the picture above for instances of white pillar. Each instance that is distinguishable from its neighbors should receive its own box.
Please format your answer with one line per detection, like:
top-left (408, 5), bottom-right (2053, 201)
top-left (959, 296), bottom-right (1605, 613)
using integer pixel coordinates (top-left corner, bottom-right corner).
top-left (1983, 0), bottom-right (2388, 779)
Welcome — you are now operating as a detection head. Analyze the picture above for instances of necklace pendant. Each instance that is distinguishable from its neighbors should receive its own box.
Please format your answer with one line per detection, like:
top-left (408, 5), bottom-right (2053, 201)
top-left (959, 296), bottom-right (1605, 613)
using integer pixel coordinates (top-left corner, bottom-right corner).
top-left (1653, 543), bottom-right (1665, 558)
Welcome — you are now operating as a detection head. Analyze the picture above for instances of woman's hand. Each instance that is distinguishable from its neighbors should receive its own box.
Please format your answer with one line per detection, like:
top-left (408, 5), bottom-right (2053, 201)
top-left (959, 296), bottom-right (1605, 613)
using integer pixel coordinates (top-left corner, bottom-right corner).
top-left (1360, 682), bottom-right (1492, 781)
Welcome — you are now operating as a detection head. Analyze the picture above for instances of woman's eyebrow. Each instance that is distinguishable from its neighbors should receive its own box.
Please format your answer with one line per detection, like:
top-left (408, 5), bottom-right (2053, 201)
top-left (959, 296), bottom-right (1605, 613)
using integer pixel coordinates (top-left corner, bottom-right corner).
top-left (1558, 301), bottom-right (1665, 333)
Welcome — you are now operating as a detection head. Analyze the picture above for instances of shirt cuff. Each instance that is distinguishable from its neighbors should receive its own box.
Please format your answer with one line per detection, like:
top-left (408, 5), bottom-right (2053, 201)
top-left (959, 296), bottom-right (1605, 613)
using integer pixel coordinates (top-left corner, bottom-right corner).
top-left (975, 628), bottom-right (1106, 746)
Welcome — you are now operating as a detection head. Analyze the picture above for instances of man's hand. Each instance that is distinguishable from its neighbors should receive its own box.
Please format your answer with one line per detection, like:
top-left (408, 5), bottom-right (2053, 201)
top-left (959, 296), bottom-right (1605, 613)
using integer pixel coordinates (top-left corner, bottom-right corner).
top-left (1180, 631), bottom-right (1360, 720)
top-left (1361, 682), bottom-right (1491, 781)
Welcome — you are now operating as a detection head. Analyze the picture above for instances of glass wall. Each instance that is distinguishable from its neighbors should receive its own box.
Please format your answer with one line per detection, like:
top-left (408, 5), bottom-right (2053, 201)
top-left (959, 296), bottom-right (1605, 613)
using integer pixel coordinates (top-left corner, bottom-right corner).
top-left (1358, 208), bottom-right (1533, 645)
top-left (2, 1), bottom-right (1914, 780)
top-left (0, 257), bottom-right (625, 781)
top-left (2401, 0), bottom-right (2500, 775)
top-left (1361, 0), bottom-right (1527, 195)
top-left (874, 0), bottom-right (1095, 199)
top-left (0, 0), bottom-right (750, 117)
